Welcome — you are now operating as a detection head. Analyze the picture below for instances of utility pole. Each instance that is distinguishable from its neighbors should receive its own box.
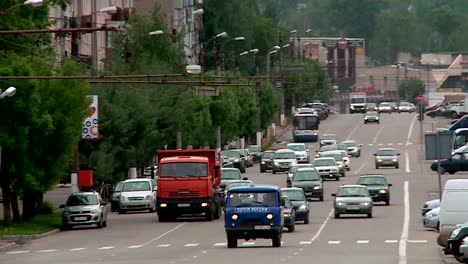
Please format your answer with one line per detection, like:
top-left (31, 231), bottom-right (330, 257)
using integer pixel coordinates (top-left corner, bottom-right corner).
top-left (91, 0), bottom-right (98, 74)
top-left (255, 81), bottom-right (262, 147)
top-left (215, 43), bottom-right (221, 153)
top-left (396, 64), bottom-right (400, 104)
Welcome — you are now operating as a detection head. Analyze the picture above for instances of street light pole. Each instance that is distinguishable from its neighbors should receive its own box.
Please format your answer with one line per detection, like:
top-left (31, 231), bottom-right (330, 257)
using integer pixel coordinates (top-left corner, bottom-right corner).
top-left (216, 36), bottom-right (245, 76)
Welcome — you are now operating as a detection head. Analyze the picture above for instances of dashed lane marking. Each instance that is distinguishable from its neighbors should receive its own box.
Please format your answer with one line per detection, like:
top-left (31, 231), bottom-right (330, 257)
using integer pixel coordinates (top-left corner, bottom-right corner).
top-left (213, 242), bottom-right (227, 247)
top-left (369, 144), bottom-right (374, 146)
top-left (356, 240), bottom-right (369, 244)
top-left (408, 240), bottom-right (427, 243)
top-left (184, 243), bottom-right (199, 247)
top-left (128, 245), bottom-right (143, 249)
top-left (378, 143), bottom-right (383, 146)
top-left (37, 249), bottom-right (57, 253)
top-left (386, 240), bottom-right (398, 244)
top-left (398, 143), bottom-right (403, 145)
top-left (299, 241), bottom-right (312, 245)
top-left (6, 250), bottom-right (30, 254)
top-left (98, 246), bottom-right (114, 250)
top-left (69, 248), bottom-right (85, 251)
top-left (156, 244), bottom-right (171, 248)
top-left (328, 241), bottom-right (341, 245)
top-left (388, 143), bottom-right (393, 146)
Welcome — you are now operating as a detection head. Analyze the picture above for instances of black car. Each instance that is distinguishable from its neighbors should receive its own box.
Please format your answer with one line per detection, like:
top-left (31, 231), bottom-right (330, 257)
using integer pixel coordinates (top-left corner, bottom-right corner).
top-left (282, 196), bottom-right (295, 233)
top-left (356, 175), bottom-right (392, 205)
top-left (221, 155), bottom-right (234, 168)
top-left (447, 223), bottom-right (468, 258)
top-left (280, 187), bottom-right (310, 224)
top-left (431, 152), bottom-right (468, 174)
top-left (364, 111), bottom-right (380, 124)
top-left (260, 150), bottom-right (275, 173)
top-left (220, 168), bottom-right (243, 191)
top-left (247, 145), bottom-right (263, 163)
top-left (221, 150), bottom-right (246, 173)
top-left (290, 168), bottom-right (324, 201)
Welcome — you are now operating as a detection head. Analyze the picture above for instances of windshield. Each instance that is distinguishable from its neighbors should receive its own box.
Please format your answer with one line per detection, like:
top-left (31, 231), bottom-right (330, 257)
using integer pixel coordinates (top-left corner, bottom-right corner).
top-left (350, 98), bottom-right (365, 104)
top-left (293, 115), bottom-right (319, 130)
top-left (320, 145), bottom-right (338, 152)
top-left (262, 152), bottom-right (275, 159)
top-left (66, 194), bottom-right (99, 206)
top-left (376, 149), bottom-right (397, 156)
top-left (367, 111), bottom-right (379, 116)
top-left (160, 162), bottom-right (208, 177)
top-left (357, 177), bottom-right (388, 185)
top-left (337, 187), bottom-right (369, 197)
top-left (321, 134), bottom-right (336, 140)
top-left (320, 153), bottom-right (343, 161)
top-left (222, 170), bottom-right (241, 180)
top-left (379, 103), bottom-right (390, 107)
top-left (274, 152), bottom-right (296, 159)
top-left (221, 150), bottom-right (241, 158)
top-left (281, 190), bottom-right (306, 201)
top-left (313, 159), bottom-right (335, 166)
top-left (292, 170), bottom-right (321, 181)
top-left (247, 146), bottom-right (262, 152)
top-left (114, 182), bottom-right (123, 192)
top-left (287, 144), bottom-right (306, 151)
top-left (342, 141), bottom-right (356, 148)
top-left (228, 192), bottom-right (276, 207)
top-left (289, 165), bottom-right (313, 173)
top-left (122, 181), bottom-right (151, 192)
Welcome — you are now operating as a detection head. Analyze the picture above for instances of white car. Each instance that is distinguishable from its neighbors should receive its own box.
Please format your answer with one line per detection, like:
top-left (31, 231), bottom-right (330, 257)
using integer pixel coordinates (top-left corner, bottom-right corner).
top-left (118, 179), bottom-right (157, 214)
top-left (272, 149), bottom-right (297, 174)
top-left (320, 134), bottom-right (338, 146)
top-left (336, 149), bottom-right (351, 171)
top-left (286, 143), bottom-right (310, 163)
top-left (313, 157), bottom-right (340, 181)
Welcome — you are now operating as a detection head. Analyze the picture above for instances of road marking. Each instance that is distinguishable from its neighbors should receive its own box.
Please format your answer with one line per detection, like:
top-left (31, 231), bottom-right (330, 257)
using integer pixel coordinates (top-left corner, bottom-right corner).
top-left (369, 143), bottom-right (374, 146)
top-left (184, 243), bottom-right (199, 247)
top-left (353, 163), bottom-right (366, 175)
top-left (405, 151), bottom-right (410, 173)
top-left (213, 242), bottom-right (227, 247)
top-left (398, 143), bottom-right (403, 146)
top-left (346, 124), bottom-right (361, 140)
top-left (356, 240), bottom-right (369, 244)
top-left (328, 241), bottom-right (341, 245)
top-left (373, 126), bottom-right (385, 144)
top-left (156, 244), bottom-right (171, 248)
top-left (308, 209), bottom-right (333, 243)
top-left (138, 222), bottom-right (185, 248)
top-left (36, 249), bottom-right (57, 253)
top-left (298, 248), bottom-right (304, 251)
top-left (128, 245), bottom-right (143, 249)
top-left (98, 246), bottom-right (114, 250)
top-left (406, 115), bottom-right (417, 146)
top-left (408, 240), bottom-right (427, 243)
top-left (378, 143), bottom-right (383, 146)
top-left (386, 240), bottom-right (398, 244)
top-left (388, 143), bottom-right (393, 146)
top-left (6, 250), bottom-right (30, 254)
top-left (242, 241), bottom-right (255, 246)
top-left (69, 248), bottom-right (85, 251)
top-left (399, 181), bottom-right (410, 264)
top-left (299, 241), bottom-right (312, 245)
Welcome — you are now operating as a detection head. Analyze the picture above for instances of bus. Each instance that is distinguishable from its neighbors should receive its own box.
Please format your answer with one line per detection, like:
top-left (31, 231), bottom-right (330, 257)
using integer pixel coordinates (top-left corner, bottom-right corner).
top-left (292, 112), bottom-right (320, 142)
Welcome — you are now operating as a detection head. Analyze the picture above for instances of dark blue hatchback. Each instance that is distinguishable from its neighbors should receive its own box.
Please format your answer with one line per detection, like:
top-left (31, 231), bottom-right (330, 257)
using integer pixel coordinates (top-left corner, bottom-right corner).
top-left (224, 184), bottom-right (284, 248)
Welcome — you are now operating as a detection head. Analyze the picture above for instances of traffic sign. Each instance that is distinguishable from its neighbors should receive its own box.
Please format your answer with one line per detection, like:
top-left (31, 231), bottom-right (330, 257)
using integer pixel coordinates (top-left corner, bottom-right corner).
top-left (416, 95), bottom-right (425, 101)
top-left (196, 86), bottom-right (219, 96)
top-left (275, 80), bottom-right (282, 89)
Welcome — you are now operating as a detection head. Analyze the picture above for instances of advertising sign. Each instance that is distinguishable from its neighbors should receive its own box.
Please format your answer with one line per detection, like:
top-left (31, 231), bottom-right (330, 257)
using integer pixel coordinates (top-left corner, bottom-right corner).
top-left (82, 95), bottom-right (99, 139)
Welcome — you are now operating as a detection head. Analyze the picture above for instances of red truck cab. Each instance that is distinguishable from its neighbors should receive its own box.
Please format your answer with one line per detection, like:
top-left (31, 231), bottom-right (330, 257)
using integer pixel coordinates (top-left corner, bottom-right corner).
top-left (156, 149), bottom-right (222, 221)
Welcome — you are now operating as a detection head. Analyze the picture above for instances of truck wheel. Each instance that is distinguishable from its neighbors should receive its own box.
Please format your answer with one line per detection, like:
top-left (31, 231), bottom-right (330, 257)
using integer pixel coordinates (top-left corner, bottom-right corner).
top-left (272, 170), bottom-right (276, 174)
top-left (227, 235), bottom-right (237, 248)
top-left (272, 233), bottom-right (281, 247)
top-left (319, 194), bottom-right (324, 201)
top-left (205, 208), bottom-right (214, 221)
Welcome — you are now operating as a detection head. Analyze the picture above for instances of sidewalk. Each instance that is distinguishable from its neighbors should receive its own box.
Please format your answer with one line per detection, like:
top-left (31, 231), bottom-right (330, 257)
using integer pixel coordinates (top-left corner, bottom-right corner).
top-left (269, 124), bottom-right (292, 149)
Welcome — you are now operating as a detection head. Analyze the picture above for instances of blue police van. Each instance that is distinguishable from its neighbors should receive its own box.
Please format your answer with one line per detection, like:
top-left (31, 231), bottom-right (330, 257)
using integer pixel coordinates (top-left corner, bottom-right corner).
top-left (224, 184), bottom-right (284, 248)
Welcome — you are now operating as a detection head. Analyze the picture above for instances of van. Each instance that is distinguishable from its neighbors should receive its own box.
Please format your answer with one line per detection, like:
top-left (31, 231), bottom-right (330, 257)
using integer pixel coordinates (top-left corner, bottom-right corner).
top-left (437, 179), bottom-right (468, 250)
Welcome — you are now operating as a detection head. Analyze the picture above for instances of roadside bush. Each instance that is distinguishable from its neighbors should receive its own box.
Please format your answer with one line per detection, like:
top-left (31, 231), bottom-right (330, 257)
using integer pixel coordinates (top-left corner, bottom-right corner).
top-left (35, 201), bottom-right (54, 215)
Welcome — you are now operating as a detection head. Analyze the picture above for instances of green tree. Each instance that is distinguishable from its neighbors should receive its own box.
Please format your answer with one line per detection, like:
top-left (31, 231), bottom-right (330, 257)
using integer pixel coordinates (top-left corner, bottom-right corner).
top-left (398, 79), bottom-right (425, 104)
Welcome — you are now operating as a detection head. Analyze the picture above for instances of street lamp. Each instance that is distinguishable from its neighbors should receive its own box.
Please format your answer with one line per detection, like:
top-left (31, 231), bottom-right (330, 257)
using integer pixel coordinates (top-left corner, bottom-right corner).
top-left (1, 0), bottom-right (43, 16)
top-left (192, 8), bottom-right (204, 15)
top-left (216, 36), bottom-right (245, 75)
top-left (148, 30), bottom-right (164, 36)
top-left (0, 87), bottom-right (16, 99)
top-left (266, 46), bottom-right (280, 77)
top-left (99, 6), bottom-right (118, 14)
top-left (186, 64), bottom-right (201, 75)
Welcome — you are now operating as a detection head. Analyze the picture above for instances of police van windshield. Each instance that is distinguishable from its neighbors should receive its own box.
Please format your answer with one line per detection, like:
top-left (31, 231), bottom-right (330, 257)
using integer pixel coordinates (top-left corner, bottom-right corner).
top-left (229, 192), bottom-right (276, 207)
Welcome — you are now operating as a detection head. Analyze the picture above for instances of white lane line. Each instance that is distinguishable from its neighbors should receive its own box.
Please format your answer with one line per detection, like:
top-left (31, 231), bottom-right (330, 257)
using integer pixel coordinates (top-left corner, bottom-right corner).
top-left (213, 242), bottom-right (227, 247)
top-left (398, 181), bottom-right (410, 264)
top-left (353, 163), bottom-right (366, 175)
top-left (69, 248), bottom-right (85, 251)
top-left (298, 248), bottom-right (304, 251)
top-left (156, 244), bottom-right (171, 248)
top-left (356, 240), bottom-right (369, 244)
top-left (308, 209), bottom-right (334, 243)
top-left (369, 143), bottom-right (374, 146)
top-left (386, 240), bottom-right (398, 244)
top-left (328, 241), bottom-right (341, 245)
top-left (242, 241), bottom-right (255, 246)
top-left (128, 245), bottom-right (143, 249)
top-left (184, 243), bottom-right (199, 247)
top-left (373, 125), bottom-right (385, 144)
top-left (138, 222), bottom-right (185, 248)
top-left (299, 241), bottom-right (312, 245)
top-left (406, 115), bottom-right (417, 146)
top-left (408, 240), bottom-right (427, 243)
top-left (6, 250), bottom-right (30, 254)
top-left (346, 124), bottom-right (361, 140)
top-left (378, 143), bottom-right (383, 146)
top-left (98, 246), bottom-right (114, 250)
top-left (405, 151), bottom-right (410, 173)
top-left (388, 143), bottom-right (393, 146)
top-left (37, 249), bottom-right (57, 253)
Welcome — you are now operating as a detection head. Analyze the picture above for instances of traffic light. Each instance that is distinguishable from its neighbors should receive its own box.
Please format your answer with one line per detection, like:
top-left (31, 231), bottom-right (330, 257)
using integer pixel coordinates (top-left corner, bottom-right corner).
top-left (417, 103), bottom-right (424, 121)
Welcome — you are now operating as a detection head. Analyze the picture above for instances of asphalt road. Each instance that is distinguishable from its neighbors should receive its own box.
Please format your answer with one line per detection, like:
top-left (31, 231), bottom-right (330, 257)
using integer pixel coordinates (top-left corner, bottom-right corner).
top-left (0, 113), bottom-right (463, 264)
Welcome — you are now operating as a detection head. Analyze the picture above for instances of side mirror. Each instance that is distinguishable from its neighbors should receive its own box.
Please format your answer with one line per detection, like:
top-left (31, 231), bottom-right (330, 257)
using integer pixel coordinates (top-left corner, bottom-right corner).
top-left (306, 149), bottom-right (310, 152)
top-left (397, 153), bottom-right (401, 156)
top-left (359, 144), bottom-right (363, 147)
top-left (280, 198), bottom-right (285, 206)
top-left (373, 153), bottom-right (377, 156)
top-left (242, 177), bottom-right (248, 180)
top-left (331, 193), bottom-right (336, 197)
top-left (153, 186), bottom-right (158, 191)
top-left (59, 204), bottom-right (65, 209)
top-left (388, 184), bottom-right (393, 186)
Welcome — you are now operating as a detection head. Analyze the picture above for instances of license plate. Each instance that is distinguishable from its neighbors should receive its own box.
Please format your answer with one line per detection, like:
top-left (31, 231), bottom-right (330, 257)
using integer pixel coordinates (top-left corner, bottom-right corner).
top-left (305, 192), bottom-right (313, 195)
top-left (74, 216), bottom-right (87, 221)
top-left (178, 203), bottom-right (190, 207)
top-left (255, 225), bottom-right (270, 230)
top-left (347, 205), bottom-right (360, 210)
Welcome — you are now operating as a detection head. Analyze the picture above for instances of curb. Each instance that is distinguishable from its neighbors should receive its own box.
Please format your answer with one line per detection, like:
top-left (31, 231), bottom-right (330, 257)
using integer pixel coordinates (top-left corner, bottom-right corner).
top-left (0, 242), bottom-right (17, 252)
top-left (0, 228), bottom-right (60, 245)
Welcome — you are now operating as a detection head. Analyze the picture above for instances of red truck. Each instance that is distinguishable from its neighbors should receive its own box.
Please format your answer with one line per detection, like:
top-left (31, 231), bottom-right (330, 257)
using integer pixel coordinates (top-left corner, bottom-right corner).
top-left (156, 149), bottom-right (223, 222)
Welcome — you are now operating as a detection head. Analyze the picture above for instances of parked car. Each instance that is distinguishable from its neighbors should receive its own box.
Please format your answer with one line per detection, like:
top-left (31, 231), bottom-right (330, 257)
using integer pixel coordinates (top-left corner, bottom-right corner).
top-left (286, 143), bottom-right (310, 163)
top-left (374, 148), bottom-right (400, 169)
top-left (313, 157), bottom-right (340, 181)
top-left (422, 199), bottom-right (440, 216)
top-left (430, 152), bottom-right (468, 174)
top-left (260, 150), bottom-right (275, 173)
top-left (246, 145), bottom-right (263, 163)
top-left (423, 207), bottom-right (440, 230)
top-left (282, 196), bottom-right (296, 232)
top-left (356, 174), bottom-right (392, 205)
top-left (60, 192), bottom-right (108, 230)
top-left (117, 179), bottom-right (157, 214)
top-left (290, 167), bottom-right (324, 201)
top-left (447, 222), bottom-right (468, 261)
top-left (111, 181), bottom-right (123, 212)
top-left (280, 187), bottom-right (310, 224)
top-left (272, 149), bottom-right (297, 174)
top-left (221, 150), bottom-right (246, 173)
top-left (364, 111), bottom-right (380, 124)
top-left (332, 185), bottom-right (373, 218)
top-left (341, 140), bottom-right (362, 158)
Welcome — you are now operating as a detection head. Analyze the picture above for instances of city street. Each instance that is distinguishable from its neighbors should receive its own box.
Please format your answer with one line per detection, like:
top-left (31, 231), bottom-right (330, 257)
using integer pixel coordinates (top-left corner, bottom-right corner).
top-left (0, 113), bottom-right (461, 264)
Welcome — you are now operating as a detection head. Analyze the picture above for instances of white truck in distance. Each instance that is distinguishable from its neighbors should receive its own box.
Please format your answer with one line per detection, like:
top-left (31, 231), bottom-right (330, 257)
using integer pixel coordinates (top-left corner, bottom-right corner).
top-left (349, 92), bottom-right (367, 113)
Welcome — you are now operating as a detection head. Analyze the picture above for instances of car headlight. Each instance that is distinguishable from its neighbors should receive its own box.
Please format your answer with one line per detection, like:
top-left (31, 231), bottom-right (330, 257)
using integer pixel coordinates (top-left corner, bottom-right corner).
top-left (261, 161), bottom-right (266, 164)
top-left (337, 202), bottom-right (345, 206)
top-left (360, 202), bottom-right (371, 206)
top-left (290, 160), bottom-right (297, 165)
top-left (63, 209), bottom-right (70, 215)
top-left (91, 209), bottom-right (100, 214)
top-left (316, 154), bottom-right (320, 158)
top-left (283, 213), bottom-right (290, 217)
top-left (364, 117), bottom-right (368, 120)
top-left (266, 213), bottom-right (274, 220)
top-left (320, 141), bottom-right (325, 145)
top-left (378, 189), bottom-right (387, 194)
top-left (120, 196), bottom-right (126, 201)
top-left (313, 185), bottom-right (321, 190)
top-left (231, 214), bottom-right (239, 220)
top-left (462, 236), bottom-right (468, 245)
top-left (377, 159), bottom-right (383, 162)
top-left (274, 161), bottom-right (279, 166)
top-left (337, 163), bottom-right (343, 168)
top-left (331, 169), bottom-right (338, 173)
top-left (313, 132), bottom-right (318, 135)
top-left (392, 159), bottom-right (398, 162)
top-left (428, 211), bottom-right (439, 217)
top-left (299, 204), bottom-right (307, 210)
top-left (234, 159), bottom-right (239, 163)
top-left (451, 227), bottom-right (462, 238)
top-left (376, 117), bottom-right (379, 120)
top-left (145, 195), bottom-right (153, 201)
top-left (350, 106), bottom-right (355, 109)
